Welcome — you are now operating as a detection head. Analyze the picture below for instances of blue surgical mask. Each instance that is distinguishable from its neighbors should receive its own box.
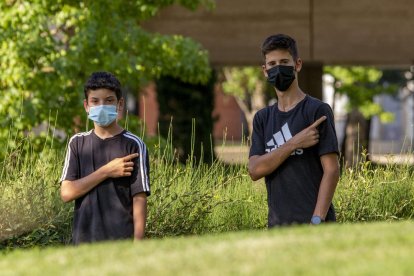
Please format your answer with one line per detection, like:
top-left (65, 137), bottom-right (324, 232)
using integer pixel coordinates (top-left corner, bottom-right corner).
top-left (88, 105), bottom-right (118, 127)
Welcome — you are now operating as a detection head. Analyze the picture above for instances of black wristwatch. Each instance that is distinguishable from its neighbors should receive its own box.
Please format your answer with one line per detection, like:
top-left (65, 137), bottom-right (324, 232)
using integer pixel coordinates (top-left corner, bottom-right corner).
top-left (310, 215), bottom-right (324, 225)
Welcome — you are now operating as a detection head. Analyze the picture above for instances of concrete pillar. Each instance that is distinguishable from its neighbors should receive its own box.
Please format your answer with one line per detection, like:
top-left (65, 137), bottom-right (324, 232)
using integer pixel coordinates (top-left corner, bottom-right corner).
top-left (298, 62), bottom-right (323, 100)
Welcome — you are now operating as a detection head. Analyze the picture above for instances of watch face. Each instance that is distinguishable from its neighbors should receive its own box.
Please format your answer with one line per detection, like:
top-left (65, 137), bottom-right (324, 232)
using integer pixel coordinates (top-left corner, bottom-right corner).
top-left (311, 216), bottom-right (322, 225)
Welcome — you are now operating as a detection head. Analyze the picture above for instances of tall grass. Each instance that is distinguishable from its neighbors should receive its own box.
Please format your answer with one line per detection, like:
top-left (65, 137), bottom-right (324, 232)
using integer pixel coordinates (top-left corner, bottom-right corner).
top-left (1, 126), bottom-right (413, 249)
top-left (147, 158), bottom-right (266, 237)
top-left (335, 153), bottom-right (414, 222)
top-left (0, 133), bottom-right (72, 247)
top-left (146, 124), bottom-right (266, 237)
top-left (0, 126), bottom-right (267, 249)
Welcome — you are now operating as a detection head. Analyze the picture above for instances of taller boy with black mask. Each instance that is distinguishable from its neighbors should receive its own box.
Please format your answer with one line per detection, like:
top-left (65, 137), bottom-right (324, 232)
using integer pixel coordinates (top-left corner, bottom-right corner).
top-left (249, 34), bottom-right (340, 226)
top-left (60, 72), bottom-right (150, 244)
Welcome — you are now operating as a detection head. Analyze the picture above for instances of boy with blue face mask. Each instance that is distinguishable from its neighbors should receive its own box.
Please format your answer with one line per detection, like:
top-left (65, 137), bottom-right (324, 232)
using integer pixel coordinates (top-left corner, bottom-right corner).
top-left (249, 34), bottom-right (340, 227)
top-left (60, 71), bottom-right (150, 244)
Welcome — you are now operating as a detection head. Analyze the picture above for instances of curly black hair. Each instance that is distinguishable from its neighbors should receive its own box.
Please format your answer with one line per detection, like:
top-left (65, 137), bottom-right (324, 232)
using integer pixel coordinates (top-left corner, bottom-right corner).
top-left (84, 71), bottom-right (122, 100)
top-left (261, 34), bottom-right (299, 61)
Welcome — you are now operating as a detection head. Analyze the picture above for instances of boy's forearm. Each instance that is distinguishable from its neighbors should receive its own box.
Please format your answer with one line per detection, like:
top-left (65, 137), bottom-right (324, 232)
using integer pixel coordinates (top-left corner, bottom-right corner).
top-left (248, 141), bottom-right (296, 181)
top-left (60, 166), bottom-right (109, 202)
top-left (313, 171), bottom-right (339, 219)
top-left (313, 154), bottom-right (340, 219)
top-left (133, 193), bottom-right (147, 240)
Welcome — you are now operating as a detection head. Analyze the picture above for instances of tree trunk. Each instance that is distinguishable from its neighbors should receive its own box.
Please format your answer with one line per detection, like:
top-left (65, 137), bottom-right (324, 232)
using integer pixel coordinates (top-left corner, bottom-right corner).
top-left (234, 81), bottom-right (266, 138)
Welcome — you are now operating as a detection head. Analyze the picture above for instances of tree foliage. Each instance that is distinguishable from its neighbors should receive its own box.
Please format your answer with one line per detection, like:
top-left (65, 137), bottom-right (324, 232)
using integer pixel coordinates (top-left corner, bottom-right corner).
top-left (221, 67), bottom-right (270, 136)
top-left (0, 0), bottom-right (213, 147)
top-left (325, 66), bottom-right (395, 122)
top-left (325, 66), bottom-right (399, 166)
top-left (222, 67), bottom-right (263, 100)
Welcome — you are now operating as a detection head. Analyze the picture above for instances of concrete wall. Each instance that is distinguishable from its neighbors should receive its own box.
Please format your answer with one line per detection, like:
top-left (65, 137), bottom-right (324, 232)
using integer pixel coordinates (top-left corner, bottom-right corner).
top-left (143, 0), bottom-right (414, 66)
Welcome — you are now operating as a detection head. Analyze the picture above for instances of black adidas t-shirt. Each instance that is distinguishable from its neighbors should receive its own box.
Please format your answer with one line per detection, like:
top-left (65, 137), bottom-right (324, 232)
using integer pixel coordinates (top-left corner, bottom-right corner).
top-left (249, 95), bottom-right (338, 227)
top-left (60, 129), bottom-right (150, 244)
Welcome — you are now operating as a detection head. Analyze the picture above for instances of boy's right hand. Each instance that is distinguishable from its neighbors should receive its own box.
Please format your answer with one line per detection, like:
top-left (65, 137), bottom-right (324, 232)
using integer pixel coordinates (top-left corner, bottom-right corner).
top-left (289, 116), bottom-right (326, 149)
top-left (102, 153), bottom-right (139, 178)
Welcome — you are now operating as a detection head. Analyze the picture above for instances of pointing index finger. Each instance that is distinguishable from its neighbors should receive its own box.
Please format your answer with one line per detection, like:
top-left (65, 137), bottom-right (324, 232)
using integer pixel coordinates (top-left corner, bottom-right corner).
top-left (310, 116), bottom-right (327, 128)
top-left (124, 153), bottom-right (139, 161)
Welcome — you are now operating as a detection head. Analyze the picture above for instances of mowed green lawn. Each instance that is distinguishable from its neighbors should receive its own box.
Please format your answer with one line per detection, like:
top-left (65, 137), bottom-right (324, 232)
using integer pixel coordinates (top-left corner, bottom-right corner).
top-left (1, 221), bottom-right (413, 275)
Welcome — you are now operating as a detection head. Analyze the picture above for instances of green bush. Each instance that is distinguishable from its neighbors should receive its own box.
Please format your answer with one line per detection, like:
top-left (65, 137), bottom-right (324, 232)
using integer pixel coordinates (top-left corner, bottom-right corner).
top-left (0, 141), bottom-right (71, 250)
top-left (147, 145), bottom-right (266, 237)
top-left (2, 129), bottom-right (414, 250)
top-left (0, 127), bottom-right (264, 249)
top-left (334, 157), bottom-right (414, 222)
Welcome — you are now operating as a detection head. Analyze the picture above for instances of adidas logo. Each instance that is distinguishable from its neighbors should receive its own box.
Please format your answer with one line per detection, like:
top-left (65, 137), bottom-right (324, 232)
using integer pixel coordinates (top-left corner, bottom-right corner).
top-left (265, 123), bottom-right (303, 155)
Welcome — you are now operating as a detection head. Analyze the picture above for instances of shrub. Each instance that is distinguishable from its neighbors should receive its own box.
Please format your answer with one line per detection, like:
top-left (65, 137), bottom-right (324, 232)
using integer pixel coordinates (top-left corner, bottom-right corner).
top-left (1, 127), bottom-right (264, 249)
top-left (334, 156), bottom-right (414, 222)
top-left (2, 131), bottom-right (414, 250)
top-left (0, 142), bottom-right (72, 250)
top-left (147, 148), bottom-right (266, 237)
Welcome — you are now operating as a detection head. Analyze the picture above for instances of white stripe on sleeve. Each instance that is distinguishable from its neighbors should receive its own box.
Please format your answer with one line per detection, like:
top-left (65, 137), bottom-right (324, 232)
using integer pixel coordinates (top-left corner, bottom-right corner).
top-left (59, 130), bottom-right (92, 182)
top-left (123, 132), bottom-right (150, 192)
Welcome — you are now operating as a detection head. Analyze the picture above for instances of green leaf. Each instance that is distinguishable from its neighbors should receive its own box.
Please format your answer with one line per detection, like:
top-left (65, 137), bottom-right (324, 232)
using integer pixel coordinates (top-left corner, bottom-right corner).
top-left (0, 0), bottom-right (215, 143)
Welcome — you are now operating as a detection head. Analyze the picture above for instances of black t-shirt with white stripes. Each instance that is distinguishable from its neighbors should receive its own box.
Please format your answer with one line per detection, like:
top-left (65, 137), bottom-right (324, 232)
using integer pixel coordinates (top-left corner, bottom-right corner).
top-left (60, 129), bottom-right (150, 244)
top-left (249, 95), bottom-right (338, 227)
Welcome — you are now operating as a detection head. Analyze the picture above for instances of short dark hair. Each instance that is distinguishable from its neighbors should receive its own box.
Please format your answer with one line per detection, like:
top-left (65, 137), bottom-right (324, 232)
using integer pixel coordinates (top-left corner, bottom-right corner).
top-left (84, 71), bottom-right (122, 100)
top-left (261, 34), bottom-right (299, 61)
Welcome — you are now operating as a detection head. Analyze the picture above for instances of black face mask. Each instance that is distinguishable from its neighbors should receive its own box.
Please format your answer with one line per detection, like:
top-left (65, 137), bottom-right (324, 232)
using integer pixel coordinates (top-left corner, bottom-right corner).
top-left (266, 65), bottom-right (296, 91)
